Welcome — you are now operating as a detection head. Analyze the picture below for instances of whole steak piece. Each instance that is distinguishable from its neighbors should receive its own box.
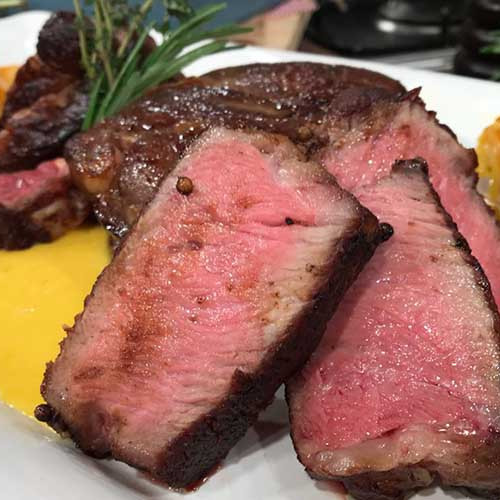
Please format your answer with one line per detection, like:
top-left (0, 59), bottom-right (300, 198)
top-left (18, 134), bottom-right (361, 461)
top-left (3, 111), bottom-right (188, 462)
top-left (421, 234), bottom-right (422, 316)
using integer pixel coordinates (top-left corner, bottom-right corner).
top-left (317, 90), bottom-right (500, 307)
top-left (1, 11), bottom-right (82, 123)
top-left (65, 62), bottom-right (404, 238)
top-left (287, 159), bottom-right (500, 499)
top-left (0, 159), bottom-right (89, 249)
top-left (40, 128), bottom-right (386, 487)
top-left (0, 11), bottom-right (158, 172)
top-left (0, 12), bottom-right (87, 172)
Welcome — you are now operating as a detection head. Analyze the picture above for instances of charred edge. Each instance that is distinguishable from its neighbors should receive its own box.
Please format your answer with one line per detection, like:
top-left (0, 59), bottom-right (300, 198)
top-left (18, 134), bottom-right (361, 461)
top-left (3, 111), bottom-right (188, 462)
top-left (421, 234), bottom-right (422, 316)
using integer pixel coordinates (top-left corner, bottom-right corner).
top-left (335, 466), bottom-right (500, 500)
top-left (1, 84), bottom-right (89, 171)
top-left (39, 234), bottom-right (121, 431)
top-left (400, 87), bottom-right (422, 104)
top-left (148, 208), bottom-right (383, 488)
top-left (465, 486), bottom-right (500, 499)
top-left (34, 403), bottom-right (54, 422)
top-left (421, 165), bottom-right (500, 339)
top-left (393, 159), bottom-right (500, 339)
top-left (36, 12), bottom-right (81, 74)
top-left (0, 205), bottom-right (52, 250)
top-left (34, 403), bottom-right (68, 434)
top-left (0, 185), bottom-right (90, 250)
top-left (334, 466), bottom-right (436, 500)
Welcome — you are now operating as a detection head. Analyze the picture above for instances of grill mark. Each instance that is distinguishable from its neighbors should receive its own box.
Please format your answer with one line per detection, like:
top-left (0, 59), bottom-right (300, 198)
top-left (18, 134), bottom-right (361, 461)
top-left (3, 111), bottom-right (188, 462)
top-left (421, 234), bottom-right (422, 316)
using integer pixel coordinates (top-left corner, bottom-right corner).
top-left (74, 366), bottom-right (105, 382)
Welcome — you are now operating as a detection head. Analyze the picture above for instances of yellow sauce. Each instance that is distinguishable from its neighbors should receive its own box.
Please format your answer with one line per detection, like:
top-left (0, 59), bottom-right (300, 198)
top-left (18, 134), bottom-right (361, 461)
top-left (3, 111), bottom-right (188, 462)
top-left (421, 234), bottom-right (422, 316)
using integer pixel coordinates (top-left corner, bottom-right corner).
top-left (0, 65), bottom-right (19, 116)
top-left (0, 226), bottom-right (110, 415)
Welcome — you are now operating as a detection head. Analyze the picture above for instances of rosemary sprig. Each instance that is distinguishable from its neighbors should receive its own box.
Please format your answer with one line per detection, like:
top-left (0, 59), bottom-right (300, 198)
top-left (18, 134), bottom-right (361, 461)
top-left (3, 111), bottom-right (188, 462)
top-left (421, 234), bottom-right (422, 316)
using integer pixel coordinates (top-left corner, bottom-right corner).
top-left (75, 0), bottom-right (250, 130)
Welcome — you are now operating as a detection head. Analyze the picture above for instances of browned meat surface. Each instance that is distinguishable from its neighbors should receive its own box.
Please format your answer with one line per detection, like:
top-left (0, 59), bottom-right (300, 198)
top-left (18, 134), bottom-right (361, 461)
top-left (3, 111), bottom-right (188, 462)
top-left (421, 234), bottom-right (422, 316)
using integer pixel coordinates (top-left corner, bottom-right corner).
top-left (36, 11), bottom-right (82, 75)
top-left (1, 56), bottom-right (79, 124)
top-left (0, 84), bottom-right (88, 172)
top-left (0, 12), bottom-right (87, 171)
top-left (65, 62), bottom-right (404, 237)
top-left (2, 12), bottom-right (82, 123)
top-left (40, 128), bottom-right (387, 487)
top-left (0, 158), bottom-right (89, 249)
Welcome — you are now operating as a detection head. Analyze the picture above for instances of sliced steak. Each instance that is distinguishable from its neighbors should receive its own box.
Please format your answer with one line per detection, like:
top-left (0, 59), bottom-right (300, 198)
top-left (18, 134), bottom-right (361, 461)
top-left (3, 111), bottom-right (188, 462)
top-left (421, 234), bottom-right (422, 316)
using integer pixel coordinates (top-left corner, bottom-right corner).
top-left (287, 159), bottom-right (500, 500)
top-left (316, 90), bottom-right (500, 307)
top-left (40, 128), bottom-right (386, 487)
top-left (65, 62), bottom-right (404, 238)
top-left (0, 158), bottom-right (89, 249)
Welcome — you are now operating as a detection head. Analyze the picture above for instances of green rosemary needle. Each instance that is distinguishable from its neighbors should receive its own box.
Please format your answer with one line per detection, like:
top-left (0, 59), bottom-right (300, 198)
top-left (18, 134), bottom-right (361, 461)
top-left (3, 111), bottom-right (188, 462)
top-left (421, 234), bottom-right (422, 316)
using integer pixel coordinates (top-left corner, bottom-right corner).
top-left (74, 0), bottom-right (250, 130)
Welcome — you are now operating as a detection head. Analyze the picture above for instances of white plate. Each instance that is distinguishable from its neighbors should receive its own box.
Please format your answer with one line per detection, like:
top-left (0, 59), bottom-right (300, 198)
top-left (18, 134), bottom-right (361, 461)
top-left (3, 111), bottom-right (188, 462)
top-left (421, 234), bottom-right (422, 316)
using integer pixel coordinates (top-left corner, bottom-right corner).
top-left (1, 10), bottom-right (498, 500)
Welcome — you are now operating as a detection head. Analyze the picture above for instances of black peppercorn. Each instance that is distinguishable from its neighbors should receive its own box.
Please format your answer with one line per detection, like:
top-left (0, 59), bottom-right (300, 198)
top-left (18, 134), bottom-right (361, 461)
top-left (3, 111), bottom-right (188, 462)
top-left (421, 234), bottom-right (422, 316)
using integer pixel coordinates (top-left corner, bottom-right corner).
top-left (176, 176), bottom-right (194, 195)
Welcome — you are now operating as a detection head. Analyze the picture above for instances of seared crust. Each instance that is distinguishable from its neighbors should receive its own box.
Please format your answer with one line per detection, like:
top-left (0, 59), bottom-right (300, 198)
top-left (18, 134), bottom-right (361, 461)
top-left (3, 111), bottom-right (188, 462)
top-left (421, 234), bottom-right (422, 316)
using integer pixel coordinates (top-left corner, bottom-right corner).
top-left (0, 204), bottom-right (50, 249)
top-left (36, 12), bottom-right (82, 75)
top-left (0, 12), bottom-right (85, 170)
top-left (0, 186), bottom-right (89, 250)
top-left (0, 83), bottom-right (88, 171)
top-left (1, 56), bottom-right (78, 123)
top-left (393, 159), bottom-right (500, 338)
top-left (2, 12), bottom-right (81, 124)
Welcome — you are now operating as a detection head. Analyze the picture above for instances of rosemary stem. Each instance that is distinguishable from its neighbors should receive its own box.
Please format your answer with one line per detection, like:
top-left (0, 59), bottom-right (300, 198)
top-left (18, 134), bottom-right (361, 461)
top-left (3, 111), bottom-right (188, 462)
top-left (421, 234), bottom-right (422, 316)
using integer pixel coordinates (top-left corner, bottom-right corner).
top-left (99, 0), bottom-right (113, 37)
top-left (73, 0), bottom-right (94, 78)
top-left (117, 0), bottom-right (154, 58)
top-left (94, 0), bottom-right (115, 87)
top-left (79, 1), bottom-right (249, 130)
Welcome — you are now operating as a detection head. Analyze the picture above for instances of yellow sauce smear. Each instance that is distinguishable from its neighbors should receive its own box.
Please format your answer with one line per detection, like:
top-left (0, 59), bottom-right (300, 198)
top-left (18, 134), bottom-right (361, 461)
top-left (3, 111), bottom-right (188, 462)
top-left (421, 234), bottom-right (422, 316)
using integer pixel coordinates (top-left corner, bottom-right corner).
top-left (0, 226), bottom-right (110, 415)
top-left (0, 65), bottom-right (19, 115)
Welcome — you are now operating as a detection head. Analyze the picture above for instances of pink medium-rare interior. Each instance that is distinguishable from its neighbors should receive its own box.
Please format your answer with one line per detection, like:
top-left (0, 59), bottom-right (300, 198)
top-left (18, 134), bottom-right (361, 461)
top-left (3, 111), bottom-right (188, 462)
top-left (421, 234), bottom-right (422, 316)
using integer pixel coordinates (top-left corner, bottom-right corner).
top-left (0, 158), bottom-right (68, 208)
top-left (47, 129), bottom-right (358, 468)
top-left (290, 168), bottom-right (500, 476)
top-left (320, 101), bottom-right (500, 306)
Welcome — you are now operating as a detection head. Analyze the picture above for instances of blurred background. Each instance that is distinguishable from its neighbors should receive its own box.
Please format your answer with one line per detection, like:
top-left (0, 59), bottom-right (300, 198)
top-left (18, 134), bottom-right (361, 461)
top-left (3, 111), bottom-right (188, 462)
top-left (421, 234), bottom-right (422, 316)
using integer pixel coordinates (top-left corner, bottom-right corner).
top-left (1, 0), bottom-right (499, 80)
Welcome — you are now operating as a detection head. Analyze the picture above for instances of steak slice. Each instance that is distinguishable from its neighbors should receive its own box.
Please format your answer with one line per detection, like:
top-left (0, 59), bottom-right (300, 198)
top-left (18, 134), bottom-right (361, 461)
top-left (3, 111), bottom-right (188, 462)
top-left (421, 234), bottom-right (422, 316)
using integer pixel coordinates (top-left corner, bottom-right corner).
top-left (0, 158), bottom-right (90, 249)
top-left (65, 62), bottom-right (404, 238)
top-left (40, 128), bottom-right (386, 487)
top-left (287, 159), bottom-right (500, 499)
top-left (316, 90), bottom-right (500, 307)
